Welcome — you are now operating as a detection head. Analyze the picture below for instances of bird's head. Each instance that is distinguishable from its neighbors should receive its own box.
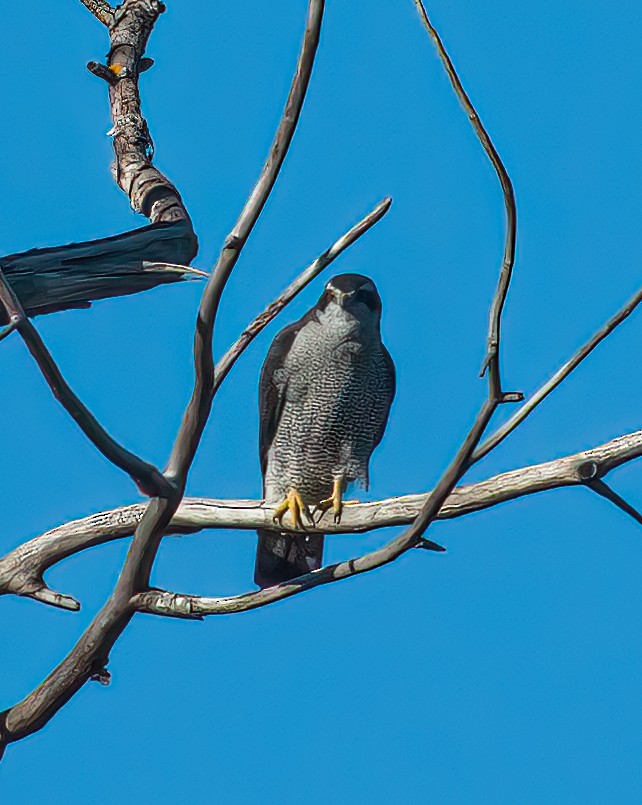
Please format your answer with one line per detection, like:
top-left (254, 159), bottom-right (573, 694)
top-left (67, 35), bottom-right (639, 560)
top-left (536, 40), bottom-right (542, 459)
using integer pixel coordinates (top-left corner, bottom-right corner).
top-left (317, 274), bottom-right (382, 323)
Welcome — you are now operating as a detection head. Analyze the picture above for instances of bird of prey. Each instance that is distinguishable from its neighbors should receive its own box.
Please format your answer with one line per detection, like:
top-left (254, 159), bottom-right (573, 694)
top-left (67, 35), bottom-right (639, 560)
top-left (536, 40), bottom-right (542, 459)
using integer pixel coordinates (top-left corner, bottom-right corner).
top-left (0, 219), bottom-right (199, 322)
top-left (255, 273), bottom-right (395, 588)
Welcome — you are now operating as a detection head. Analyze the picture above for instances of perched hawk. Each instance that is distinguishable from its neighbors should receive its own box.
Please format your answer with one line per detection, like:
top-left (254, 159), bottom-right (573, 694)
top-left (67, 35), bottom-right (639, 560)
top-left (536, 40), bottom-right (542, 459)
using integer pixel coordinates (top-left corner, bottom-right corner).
top-left (255, 273), bottom-right (395, 587)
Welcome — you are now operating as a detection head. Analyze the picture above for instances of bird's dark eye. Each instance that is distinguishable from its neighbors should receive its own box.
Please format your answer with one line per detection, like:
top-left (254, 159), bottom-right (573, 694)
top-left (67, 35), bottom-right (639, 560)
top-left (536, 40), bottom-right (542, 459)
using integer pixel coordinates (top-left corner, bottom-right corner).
top-left (354, 287), bottom-right (379, 311)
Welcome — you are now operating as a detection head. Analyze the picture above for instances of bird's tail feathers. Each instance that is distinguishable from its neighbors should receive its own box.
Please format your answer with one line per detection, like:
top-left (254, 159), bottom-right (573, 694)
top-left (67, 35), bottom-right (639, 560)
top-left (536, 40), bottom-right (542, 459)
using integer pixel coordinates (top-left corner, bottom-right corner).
top-left (254, 529), bottom-right (324, 588)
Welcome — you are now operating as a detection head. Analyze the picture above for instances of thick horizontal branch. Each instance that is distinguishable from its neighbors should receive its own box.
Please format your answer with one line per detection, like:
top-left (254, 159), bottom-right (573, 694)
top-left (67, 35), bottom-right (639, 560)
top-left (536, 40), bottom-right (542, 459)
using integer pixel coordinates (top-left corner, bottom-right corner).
top-left (3, 428), bottom-right (641, 611)
top-left (1, 221), bottom-right (198, 322)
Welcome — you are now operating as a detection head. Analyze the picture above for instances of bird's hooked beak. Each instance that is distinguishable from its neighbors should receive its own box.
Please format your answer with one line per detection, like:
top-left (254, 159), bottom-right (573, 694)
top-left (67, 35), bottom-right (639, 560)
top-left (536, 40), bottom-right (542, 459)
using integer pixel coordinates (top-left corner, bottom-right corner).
top-left (330, 288), bottom-right (355, 308)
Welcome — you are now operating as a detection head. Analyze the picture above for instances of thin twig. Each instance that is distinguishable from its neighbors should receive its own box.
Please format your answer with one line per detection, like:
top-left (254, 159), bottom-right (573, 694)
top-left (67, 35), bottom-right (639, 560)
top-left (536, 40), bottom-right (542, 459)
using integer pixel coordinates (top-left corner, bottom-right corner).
top-left (142, 262), bottom-right (209, 278)
top-left (0, 271), bottom-right (171, 497)
top-left (214, 197), bottom-right (392, 392)
top-left (474, 284), bottom-right (642, 461)
top-left (412, 0), bottom-right (516, 398)
top-left (587, 478), bottom-right (642, 529)
top-left (0, 317), bottom-right (21, 343)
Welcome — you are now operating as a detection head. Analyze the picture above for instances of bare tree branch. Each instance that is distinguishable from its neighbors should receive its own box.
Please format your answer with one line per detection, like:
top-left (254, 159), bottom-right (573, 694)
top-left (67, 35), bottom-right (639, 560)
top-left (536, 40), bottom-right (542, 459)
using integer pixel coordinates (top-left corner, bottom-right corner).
top-left (0, 270), bottom-right (172, 497)
top-left (90, 0), bottom-right (190, 223)
top-left (586, 477), bottom-right (642, 529)
top-left (3, 427), bottom-right (642, 612)
top-left (1, 221), bottom-right (198, 320)
top-left (0, 0), bottom-right (325, 758)
top-left (412, 0), bottom-right (517, 396)
top-left (79, 0), bottom-right (114, 27)
top-left (474, 284), bottom-right (642, 461)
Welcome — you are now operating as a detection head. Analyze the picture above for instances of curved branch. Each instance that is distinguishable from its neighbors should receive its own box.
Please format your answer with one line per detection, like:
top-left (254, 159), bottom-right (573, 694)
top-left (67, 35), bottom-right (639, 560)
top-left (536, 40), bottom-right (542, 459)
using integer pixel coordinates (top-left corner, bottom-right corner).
top-left (0, 271), bottom-right (172, 498)
top-left (132, 430), bottom-right (642, 617)
top-left (9, 421), bottom-right (640, 615)
top-left (413, 0), bottom-right (516, 397)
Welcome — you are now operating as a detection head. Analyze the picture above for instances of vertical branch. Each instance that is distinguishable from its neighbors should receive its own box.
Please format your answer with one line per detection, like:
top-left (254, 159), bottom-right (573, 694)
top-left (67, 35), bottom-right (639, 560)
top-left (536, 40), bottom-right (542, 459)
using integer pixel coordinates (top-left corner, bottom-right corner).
top-left (88, 0), bottom-right (192, 224)
top-left (413, 0), bottom-right (516, 397)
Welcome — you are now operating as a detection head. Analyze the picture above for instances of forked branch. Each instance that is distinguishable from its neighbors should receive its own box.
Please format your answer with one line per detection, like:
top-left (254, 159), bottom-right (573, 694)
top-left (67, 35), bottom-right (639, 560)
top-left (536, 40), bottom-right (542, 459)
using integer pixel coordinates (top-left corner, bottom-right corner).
top-left (0, 0), bottom-right (326, 759)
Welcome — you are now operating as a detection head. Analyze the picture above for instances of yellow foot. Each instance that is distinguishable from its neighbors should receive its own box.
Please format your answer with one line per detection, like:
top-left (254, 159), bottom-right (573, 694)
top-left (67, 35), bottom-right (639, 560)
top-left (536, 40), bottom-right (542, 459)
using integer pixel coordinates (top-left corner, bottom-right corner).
top-left (272, 489), bottom-right (313, 530)
top-left (316, 478), bottom-right (358, 524)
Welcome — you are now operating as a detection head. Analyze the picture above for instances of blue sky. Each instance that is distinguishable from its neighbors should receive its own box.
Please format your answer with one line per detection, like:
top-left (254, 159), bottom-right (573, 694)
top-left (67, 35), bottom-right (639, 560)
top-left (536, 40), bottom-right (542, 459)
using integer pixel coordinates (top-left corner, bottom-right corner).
top-left (2, 0), bottom-right (641, 801)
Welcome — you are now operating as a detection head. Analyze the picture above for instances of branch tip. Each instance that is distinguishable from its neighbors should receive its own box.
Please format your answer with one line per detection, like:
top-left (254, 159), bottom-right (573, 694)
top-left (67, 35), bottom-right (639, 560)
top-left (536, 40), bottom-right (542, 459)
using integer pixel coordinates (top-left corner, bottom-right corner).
top-left (501, 391), bottom-right (524, 404)
top-left (89, 667), bottom-right (111, 686)
top-left (415, 538), bottom-right (446, 552)
top-left (587, 478), bottom-right (642, 529)
top-left (30, 586), bottom-right (81, 612)
top-left (87, 61), bottom-right (117, 84)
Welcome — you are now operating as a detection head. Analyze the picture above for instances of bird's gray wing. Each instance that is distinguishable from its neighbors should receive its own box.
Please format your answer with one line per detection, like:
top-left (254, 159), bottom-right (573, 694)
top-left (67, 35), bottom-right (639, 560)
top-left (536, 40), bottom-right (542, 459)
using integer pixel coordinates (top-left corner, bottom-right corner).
top-left (372, 343), bottom-right (396, 449)
top-left (258, 309), bottom-right (316, 480)
top-left (256, 308), bottom-right (324, 588)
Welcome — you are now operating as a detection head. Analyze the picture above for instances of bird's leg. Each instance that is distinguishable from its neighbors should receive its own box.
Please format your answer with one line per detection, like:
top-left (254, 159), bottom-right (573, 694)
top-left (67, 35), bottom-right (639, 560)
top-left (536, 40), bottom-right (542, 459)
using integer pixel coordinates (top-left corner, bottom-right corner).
top-left (316, 477), bottom-right (349, 524)
top-left (272, 488), bottom-right (313, 530)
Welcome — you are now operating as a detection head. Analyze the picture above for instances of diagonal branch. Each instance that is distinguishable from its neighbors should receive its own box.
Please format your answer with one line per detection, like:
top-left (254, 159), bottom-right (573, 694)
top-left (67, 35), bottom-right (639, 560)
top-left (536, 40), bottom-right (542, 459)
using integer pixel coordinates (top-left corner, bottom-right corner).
top-left (0, 270), bottom-right (171, 497)
top-left (474, 284), bottom-right (642, 460)
top-left (586, 477), bottom-right (642, 529)
top-left (0, 0), bottom-right (325, 758)
top-left (213, 197), bottom-right (391, 393)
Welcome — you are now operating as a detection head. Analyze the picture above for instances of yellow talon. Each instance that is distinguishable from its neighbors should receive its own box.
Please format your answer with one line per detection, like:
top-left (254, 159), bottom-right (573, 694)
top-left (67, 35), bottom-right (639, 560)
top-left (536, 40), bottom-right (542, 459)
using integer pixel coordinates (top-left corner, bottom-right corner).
top-left (316, 478), bottom-right (356, 524)
top-left (272, 489), bottom-right (313, 530)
